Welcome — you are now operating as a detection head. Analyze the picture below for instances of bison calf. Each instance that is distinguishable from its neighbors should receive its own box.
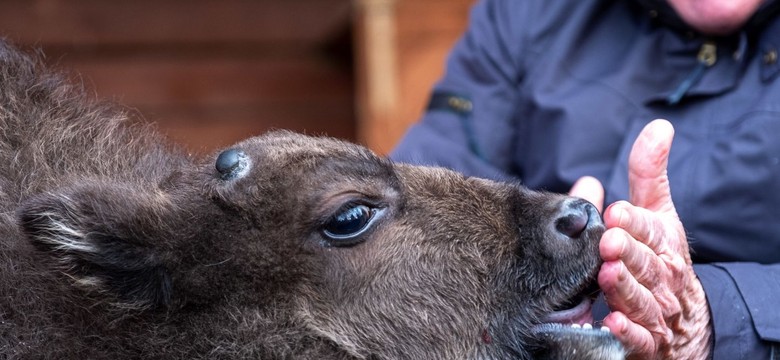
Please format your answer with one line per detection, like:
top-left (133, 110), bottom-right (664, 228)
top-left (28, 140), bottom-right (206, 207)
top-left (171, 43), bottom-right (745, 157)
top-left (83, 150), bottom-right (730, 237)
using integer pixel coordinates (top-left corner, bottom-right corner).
top-left (0, 41), bottom-right (622, 359)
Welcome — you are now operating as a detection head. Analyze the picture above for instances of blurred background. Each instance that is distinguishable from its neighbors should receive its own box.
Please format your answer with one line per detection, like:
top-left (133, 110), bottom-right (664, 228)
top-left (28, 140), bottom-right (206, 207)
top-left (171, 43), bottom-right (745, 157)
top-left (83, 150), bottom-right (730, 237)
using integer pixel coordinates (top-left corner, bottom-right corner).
top-left (0, 0), bottom-right (475, 155)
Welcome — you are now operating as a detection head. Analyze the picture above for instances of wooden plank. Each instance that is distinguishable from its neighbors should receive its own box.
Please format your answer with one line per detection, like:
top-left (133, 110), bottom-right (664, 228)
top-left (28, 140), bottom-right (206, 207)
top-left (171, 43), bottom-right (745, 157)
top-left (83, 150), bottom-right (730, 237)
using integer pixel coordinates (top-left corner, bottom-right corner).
top-left (396, 0), bottom-right (475, 36)
top-left (55, 57), bottom-right (353, 108)
top-left (393, 0), bottom-right (473, 150)
top-left (0, 0), bottom-right (351, 46)
top-left (147, 103), bottom-right (356, 153)
top-left (354, 0), bottom-right (474, 153)
top-left (353, 0), bottom-right (400, 154)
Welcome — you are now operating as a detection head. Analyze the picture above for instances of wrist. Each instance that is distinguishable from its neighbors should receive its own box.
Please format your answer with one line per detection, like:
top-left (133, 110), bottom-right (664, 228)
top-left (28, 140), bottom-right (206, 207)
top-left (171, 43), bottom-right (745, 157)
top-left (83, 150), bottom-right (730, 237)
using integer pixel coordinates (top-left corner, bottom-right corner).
top-left (675, 275), bottom-right (712, 358)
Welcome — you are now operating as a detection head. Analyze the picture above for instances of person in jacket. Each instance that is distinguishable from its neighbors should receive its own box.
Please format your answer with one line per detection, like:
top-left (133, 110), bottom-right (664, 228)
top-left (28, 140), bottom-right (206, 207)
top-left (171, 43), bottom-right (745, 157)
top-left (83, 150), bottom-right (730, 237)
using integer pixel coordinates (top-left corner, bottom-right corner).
top-left (391, 0), bottom-right (780, 358)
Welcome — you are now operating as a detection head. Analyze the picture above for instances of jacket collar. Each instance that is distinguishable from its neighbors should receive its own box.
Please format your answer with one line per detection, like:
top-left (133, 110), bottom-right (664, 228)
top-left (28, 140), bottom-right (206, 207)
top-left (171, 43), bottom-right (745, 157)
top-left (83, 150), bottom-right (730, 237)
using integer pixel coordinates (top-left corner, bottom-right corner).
top-left (636, 3), bottom-right (780, 105)
top-left (632, 0), bottom-right (780, 36)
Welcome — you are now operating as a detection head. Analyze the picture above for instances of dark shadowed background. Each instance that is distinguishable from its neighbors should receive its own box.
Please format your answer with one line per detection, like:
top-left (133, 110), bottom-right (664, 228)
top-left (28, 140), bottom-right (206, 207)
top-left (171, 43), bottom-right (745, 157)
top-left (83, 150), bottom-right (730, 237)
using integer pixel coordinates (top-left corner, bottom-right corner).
top-left (0, 0), bottom-right (473, 155)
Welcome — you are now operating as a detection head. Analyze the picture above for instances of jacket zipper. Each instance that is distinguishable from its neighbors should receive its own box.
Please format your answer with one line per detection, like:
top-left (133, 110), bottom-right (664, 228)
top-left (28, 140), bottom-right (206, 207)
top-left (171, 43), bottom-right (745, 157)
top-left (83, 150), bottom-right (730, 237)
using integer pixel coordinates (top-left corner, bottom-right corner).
top-left (667, 41), bottom-right (717, 105)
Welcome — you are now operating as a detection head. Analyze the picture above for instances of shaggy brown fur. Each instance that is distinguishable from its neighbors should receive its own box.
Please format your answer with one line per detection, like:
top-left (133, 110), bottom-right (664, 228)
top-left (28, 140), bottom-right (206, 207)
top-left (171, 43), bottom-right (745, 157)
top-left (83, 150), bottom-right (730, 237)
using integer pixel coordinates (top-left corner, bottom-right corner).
top-left (0, 41), bottom-right (622, 359)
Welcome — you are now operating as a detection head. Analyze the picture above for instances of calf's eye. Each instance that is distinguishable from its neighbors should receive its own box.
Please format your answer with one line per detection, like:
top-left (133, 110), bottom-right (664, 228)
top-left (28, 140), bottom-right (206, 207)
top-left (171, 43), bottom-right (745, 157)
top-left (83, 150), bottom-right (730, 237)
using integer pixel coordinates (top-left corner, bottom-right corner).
top-left (322, 204), bottom-right (384, 246)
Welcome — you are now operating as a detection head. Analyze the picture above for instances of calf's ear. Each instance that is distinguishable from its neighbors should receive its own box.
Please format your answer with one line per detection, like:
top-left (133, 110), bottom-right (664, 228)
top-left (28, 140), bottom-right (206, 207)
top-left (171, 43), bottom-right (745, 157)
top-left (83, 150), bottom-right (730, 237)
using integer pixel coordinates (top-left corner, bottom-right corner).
top-left (17, 183), bottom-right (175, 310)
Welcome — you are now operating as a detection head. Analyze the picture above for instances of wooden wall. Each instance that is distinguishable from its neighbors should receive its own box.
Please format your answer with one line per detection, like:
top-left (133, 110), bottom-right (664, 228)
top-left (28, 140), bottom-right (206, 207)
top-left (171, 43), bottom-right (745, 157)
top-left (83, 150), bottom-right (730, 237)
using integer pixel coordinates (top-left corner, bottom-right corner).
top-left (0, 0), bottom-right (475, 155)
top-left (0, 0), bottom-right (355, 154)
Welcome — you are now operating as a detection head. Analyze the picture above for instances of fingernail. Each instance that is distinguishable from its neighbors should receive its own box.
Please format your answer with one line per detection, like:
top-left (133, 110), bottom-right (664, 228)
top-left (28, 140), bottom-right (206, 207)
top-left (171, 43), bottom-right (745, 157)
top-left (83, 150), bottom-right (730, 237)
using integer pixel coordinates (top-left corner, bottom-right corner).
top-left (616, 261), bottom-right (627, 281)
top-left (614, 206), bottom-right (628, 227)
top-left (617, 316), bottom-right (628, 335)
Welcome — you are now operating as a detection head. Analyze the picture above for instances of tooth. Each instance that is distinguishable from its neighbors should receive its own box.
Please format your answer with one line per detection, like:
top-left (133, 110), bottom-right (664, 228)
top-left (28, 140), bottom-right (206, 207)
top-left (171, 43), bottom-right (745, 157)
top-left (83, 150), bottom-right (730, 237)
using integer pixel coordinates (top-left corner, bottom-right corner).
top-left (601, 326), bottom-right (610, 332)
top-left (583, 323), bottom-right (592, 330)
top-left (571, 324), bottom-right (581, 328)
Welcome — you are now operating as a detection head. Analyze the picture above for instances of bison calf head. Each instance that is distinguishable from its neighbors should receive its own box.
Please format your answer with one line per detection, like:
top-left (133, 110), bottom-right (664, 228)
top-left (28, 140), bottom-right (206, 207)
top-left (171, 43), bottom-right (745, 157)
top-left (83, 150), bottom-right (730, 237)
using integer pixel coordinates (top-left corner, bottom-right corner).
top-left (14, 131), bottom-right (619, 359)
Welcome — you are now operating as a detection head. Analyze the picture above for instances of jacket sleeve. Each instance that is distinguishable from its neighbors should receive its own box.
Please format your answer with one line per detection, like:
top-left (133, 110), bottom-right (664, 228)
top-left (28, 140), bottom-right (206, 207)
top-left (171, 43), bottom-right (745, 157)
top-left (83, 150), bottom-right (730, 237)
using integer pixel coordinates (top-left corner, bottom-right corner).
top-left (389, 0), bottom-right (527, 182)
top-left (694, 264), bottom-right (780, 359)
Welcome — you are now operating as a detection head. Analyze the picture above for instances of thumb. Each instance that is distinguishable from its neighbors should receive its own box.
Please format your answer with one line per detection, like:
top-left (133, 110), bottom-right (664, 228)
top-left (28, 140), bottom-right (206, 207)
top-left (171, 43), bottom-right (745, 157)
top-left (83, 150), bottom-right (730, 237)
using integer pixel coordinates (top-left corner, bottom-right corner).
top-left (627, 119), bottom-right (676, 214)
top-left (569, 176), bottom-right (605, 213)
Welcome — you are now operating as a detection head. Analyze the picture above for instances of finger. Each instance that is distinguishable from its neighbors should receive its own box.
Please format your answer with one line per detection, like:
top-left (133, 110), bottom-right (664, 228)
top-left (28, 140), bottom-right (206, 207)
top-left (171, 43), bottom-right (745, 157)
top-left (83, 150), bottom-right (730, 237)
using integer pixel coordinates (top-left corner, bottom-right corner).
top-left (599, 227), bottom-right (661, 287)
top-left (598, 260), bottom-right (666, 333)
top-left (602, 205), bottom-right (688, 320)
top-left (602, 311), bottom-right (661, 359)
top-left (603, 201), bottom-right (674, 255)
top-left (568, 176), bottom-right (605, 213)
top-left (627, 119), bottom-right (676, 214)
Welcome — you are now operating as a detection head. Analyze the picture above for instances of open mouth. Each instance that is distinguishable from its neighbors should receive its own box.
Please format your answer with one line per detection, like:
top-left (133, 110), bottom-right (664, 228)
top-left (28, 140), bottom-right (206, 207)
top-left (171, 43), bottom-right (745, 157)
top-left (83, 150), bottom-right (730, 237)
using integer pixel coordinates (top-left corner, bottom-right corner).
top-left (532, 280), bottom-right (611, 336)
top-left (543, 296), bottom-right (594, 326)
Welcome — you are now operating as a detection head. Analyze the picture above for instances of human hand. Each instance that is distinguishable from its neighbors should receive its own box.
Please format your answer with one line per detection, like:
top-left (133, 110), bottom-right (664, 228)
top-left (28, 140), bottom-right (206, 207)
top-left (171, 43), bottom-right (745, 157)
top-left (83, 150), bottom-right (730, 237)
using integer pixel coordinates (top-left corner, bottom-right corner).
top-left (598, 119), bottom-right (712, 359)
top-left (568, 176), bottom-right (605, 212)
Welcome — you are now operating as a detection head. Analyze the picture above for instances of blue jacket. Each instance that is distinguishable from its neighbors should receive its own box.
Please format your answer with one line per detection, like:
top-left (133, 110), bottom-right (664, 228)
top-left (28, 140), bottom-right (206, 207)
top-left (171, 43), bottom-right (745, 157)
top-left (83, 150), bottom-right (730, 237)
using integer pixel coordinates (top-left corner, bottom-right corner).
top-left (391, 0), bottom-right (780, 358)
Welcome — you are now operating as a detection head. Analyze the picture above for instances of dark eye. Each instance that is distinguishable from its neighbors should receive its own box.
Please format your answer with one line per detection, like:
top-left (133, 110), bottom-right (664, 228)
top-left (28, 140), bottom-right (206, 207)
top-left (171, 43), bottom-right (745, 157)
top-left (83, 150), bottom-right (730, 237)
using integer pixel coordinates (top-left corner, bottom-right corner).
top-left (216, 149), bottom-right (249, 180)
top-left (322, 204), bottom-right (384, 246)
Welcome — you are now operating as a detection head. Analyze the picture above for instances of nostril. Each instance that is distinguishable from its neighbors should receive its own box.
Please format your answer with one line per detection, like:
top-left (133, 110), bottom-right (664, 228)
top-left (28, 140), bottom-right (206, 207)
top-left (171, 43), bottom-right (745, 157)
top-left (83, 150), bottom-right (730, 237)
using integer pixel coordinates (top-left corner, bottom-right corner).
top-left (554, 201), bottom-right (594, 239)
top-left (555, 212), bottom-right (588, 239)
